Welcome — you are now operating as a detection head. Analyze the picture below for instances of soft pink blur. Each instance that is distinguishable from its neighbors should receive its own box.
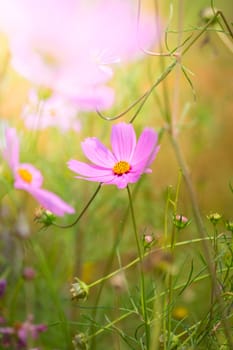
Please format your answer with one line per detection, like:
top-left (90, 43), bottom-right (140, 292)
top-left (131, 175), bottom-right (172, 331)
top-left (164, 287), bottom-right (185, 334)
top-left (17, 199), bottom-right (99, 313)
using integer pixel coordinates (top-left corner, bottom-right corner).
top-left (0, 0), bottom-right (160, 110)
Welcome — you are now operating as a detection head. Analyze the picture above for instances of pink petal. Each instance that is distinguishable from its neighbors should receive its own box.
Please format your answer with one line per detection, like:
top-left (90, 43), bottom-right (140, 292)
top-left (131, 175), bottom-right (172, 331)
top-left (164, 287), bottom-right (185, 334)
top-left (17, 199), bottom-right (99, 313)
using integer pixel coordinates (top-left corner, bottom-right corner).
top-left (81, 137), bottom-right (116, 168)
top-left (68, 159), bottom-right (116, 183)
top-left (111, 123), bottom-right (136, 161)
top-left (2, 128), bottom-right (20, 170)
top-left (105, 173), bottom-right (138, 189)
top-left (131, 128), bottom-right (159, 171)
top-left (74, 173), bottom-right (116, 184)
top-left (27, 188), bottom-right (75, 216)
top-left (68, 159), bottom-right (113, 178)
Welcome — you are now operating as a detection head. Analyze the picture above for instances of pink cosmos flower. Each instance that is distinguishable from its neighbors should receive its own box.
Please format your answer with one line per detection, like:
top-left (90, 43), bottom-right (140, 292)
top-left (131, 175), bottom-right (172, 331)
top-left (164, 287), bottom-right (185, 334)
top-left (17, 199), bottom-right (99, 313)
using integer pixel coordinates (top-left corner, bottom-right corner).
top-left (22, 90), bottom-right (81, 132)
top-left (68, 122), bottom-right (160, 189)
top-left (2, 128), bottom-right (75, 216)
top-left (0, 0), bottom-right (160, 110)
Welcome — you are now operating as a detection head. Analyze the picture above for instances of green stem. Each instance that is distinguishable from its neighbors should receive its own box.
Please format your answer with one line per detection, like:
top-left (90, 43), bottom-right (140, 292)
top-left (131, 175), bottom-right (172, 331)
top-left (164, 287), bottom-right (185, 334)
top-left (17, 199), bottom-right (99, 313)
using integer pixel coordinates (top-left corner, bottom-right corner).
top-left (88, 266), bottom-right (233, 341)
top-left (54, 183), bottom-right (102, 228)
top-left (170, 136), bottom-right (233, 349)
top-left (167, 170), bottom-right (182, 346)
top-left (127, 185), bottom-right (150, 349)
top-left (181, 10), bottom-right (233, 56)
top-left (88, 236), bottom-right (214, 290)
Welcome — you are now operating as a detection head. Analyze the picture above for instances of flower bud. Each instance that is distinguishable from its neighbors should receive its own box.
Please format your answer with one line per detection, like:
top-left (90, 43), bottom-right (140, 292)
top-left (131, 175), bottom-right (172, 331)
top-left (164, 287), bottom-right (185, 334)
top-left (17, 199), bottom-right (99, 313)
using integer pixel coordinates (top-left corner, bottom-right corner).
top-left (200, 7), bottom-right (218, 24)
top-left (34, 206), bottom-right (56, 227)
top-left (207, 212), bottom-right (222, 225)
top-left (72, 332), bottom-right (88, 350)
top-left (70, 278), bottom-right (89, 301)
top-left (225, 220), bottom-right (233, 233)
top-left (173, 214), bottom-right (191, 229)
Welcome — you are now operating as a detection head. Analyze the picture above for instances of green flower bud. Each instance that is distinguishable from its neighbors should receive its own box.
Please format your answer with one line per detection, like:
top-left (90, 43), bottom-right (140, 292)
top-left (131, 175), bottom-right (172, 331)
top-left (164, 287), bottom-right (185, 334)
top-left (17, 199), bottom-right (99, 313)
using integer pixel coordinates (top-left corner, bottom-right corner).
top-left (207, 212), bottom-right (222, 225)
top-left (72, 333), bottom-right (88, 350)
top-left (173, 214), bottom-right (191, 230)
top-left (34, 206), bottom-right (56, 227)
top-left (225, 220), bottom-right (233, 233)
top-left (70, 278), bottom-right (89, 301)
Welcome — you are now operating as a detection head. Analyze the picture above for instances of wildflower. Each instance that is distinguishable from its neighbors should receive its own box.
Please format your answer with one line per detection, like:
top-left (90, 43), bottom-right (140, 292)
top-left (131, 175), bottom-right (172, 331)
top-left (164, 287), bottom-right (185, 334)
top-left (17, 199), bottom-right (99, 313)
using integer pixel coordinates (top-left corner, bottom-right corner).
top-left (0, 0), bottom-right (160, 111)
top-left (0, 315), bottom-right (47, 349)
top-left (70, 278), bottom-right (89, 301)
top-left (207, 212), bottom-right (222, 225)
top-left (2, 128), bottom-right (75, 216)
top-left (0, 279), bottom-right (7, 298)
top-left (68, 122), bottom-right (159, 189)
top-left (173, 214), bottom-right (191, 230)
top-left (22, 89), bottom-right (81, 132)
top-left (16, 315), bottom-right (47, 348)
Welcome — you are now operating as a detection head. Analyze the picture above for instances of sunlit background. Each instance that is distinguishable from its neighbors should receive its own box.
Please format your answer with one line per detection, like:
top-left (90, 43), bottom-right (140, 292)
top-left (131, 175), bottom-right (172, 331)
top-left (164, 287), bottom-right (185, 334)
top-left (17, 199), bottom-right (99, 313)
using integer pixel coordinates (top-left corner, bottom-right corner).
top-left (0, 0), bottom-right (232, 349)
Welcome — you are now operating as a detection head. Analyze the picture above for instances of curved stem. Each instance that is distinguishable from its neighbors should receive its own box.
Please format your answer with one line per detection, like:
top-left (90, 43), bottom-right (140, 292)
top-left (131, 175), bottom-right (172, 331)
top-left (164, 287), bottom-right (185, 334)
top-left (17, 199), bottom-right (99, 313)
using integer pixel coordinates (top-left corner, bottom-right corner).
top-left (54, 183), bottom-right (102, 229)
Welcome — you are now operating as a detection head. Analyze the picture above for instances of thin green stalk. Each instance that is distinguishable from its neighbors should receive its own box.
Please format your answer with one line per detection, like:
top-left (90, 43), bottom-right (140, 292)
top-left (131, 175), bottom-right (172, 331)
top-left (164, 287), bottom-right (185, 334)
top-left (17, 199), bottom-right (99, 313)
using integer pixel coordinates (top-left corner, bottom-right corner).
top-left (162, 185), bottom-right (173, 350)
top-left (170, 136), bottom-right (233, 349)
top-left (166, 170), bottom-right (182, 347)
top-left (88, 266), bottom-right (233, 341)
top-left (87, 183), bottom-right (143, 349)
top-left (88, 205), bottom-right (129, 350)
top-left (181, 10), bottom-right (233, 56)
top-left (127, 185), bottom-right (150, 349)
top-left (32, 242), bottom-right (72, 349)
top-left (88, 236), bottom-right (214, 290)
top-left (54, 183), bottom-right (102, 229)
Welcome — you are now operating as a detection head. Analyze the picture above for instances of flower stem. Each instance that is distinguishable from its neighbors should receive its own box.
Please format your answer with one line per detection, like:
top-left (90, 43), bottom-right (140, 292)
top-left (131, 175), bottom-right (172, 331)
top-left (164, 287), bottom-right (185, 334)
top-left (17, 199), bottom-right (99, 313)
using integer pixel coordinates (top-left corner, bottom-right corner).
top-left (170, 135), bottom-right (233, 349)
top-left (54, 183), bottom-right (102, 228)
top-left (127, 185), bottom-right (150, 349)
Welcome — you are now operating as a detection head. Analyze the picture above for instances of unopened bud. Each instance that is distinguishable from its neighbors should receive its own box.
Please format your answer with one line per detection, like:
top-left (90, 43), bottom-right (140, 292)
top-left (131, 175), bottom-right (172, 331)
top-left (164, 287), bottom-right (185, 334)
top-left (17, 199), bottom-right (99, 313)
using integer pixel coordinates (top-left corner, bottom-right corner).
top-left (34, 206), bottom-right (56, 227)
top-left (225, 220), bottom-right (233, 233)
top-left (72, 332), bottom-right (88, 350)
top-left (207, 212), bottom-right (222, 225)
top-left (200, 7), bottom-right (218, 24)
top-left (70, 278), bottom-right (89, 301)
top-left (173, 215), bottom-right (191, 230)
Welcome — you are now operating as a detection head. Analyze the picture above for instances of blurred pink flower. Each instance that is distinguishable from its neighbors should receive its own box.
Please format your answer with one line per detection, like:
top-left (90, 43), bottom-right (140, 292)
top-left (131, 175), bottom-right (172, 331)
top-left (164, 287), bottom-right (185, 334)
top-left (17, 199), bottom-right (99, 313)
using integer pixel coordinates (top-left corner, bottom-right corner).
top-left (68, 122), bottom-right (160, 189)
top-left (17, 315), bottom-right (47, 348)
top-left (22, 90), bottom-right (81, 132)
top-left (0, 314), bottom-right (47, 349)
top-left (0, 0), bottom-right (160, 110)
top-left (2, 128), bottom-right (75, 216)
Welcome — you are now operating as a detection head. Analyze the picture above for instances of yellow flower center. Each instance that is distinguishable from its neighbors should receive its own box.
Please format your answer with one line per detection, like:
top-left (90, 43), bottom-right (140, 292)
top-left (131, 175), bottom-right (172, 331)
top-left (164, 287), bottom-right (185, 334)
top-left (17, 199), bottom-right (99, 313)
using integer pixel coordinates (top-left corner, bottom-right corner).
top-left (113, 161), bottom-right (131, 175)
top-left (17, 168), bottom-right (33, 183)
